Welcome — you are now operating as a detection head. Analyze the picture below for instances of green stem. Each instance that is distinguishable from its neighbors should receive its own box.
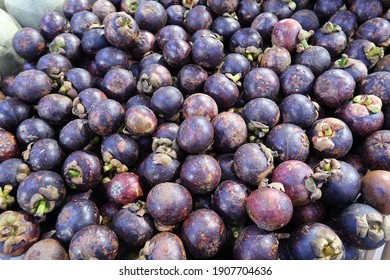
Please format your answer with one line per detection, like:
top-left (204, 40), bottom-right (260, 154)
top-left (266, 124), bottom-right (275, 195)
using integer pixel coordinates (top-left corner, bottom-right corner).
top-left (367, 47), bottom-right (383, 57)
top-left (35, 200), bottom-right (48, 218)
top-left (104, 163), bottom-right (114, 172)
top-left (338, 54), bottom-right (348, 68)
top-left (68, 169), bottom-right (80, 178)
top-left (323, 162), bottom-right (331, 171)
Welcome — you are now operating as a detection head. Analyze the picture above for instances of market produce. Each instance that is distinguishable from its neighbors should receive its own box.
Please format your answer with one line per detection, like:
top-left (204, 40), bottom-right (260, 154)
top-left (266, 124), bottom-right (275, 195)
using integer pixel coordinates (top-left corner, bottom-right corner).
top-left (0, 0), bottom-right (390, 261)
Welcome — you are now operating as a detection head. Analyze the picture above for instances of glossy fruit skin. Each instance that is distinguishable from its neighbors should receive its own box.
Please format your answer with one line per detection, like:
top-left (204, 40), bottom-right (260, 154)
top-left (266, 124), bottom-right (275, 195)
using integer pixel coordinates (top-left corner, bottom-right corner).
top-left (350, 0), bottom-right (383, 24)
top-left (39, 12), bottom-right (69, 41)
top-left (124, 105), bottom-right (157, 137)
top-left (356, 18), bottom-right (390, 46)
top-left (211, 112), bottom-right (247, 152)
top-left (17, 171), bottom-right (66, 218)
top-left (26, 138), bottom-right (65, 172)
top-left (49, 33), bottom-right (82, 63)
top-left (320, 161), bottom-right (361, 206)
top-left (88, 99), bottom-right (125, 136)
top-left (243, 68), bottom-right (280, 101)
top-left (180, 155), bottom-right (221, 194)
top-left (184, 5), bottom-right (213, 34)
top-left (73, 88), bottom-right (107, 118)
top-left (16, 118), bottom-right (55, 147)
top-left (279, 94), bottom-right (318, 129)
top-left (313, 24), bottom-right (347, 59)
top-left (62, 151), bottom-right (102, 191)
top-left (211, 16), bottom-right (241, 42)
top-left (12, 28), bottom-right (46, 61)
top-left (246, 187), bottom-right (293, 231)
top-left (55, 199), bottom-right (100, 243)
top-left (260, 46), bottom-right (291, 74)
top-left (266, 124), bottom-right (310, 162)
top-left (36, 53), bottom-right (73, 76)
top-left (271, 19), bottom-right (302, 53)
top-left (336, 203), bottom-right (389, 250)
top-left (177, 64), bottom-right (208, 95)
top-left (242, 98), bottom-right (280, 139)
top-left (130, 30), bottom-right (156, 60)
top-left (138, 232), bottom-right (186, 260)
top-left (332, 56), bottom-right (368, 83)
top-left (111, 206), bottom-right (154, 248)
top-left (291, 9), bottom-right (320, 31)
top-left (101, 68), bottom-right (135, 102)
top-left (272, 160), bottom-right (314, 206)
top-left (163, 39), bottom-right (191, 69)
top-left (288, 223), bottom-right (345, 260)
top-left (233, 225), bottom-right (278, 260)
top-left (65, 68), bottom-right (93, 93)
top-left (59, 119), bottom-right (95, 152)
top-left (217, 154), bottom-right (237, 181)
top-left (81, 28), bottom-right (109, 57)
top-left (24, 238), bottom-right (69, 260)
top-left (329, 10), bottom-right (357, 39)
top-left (139, 52), bottom-right (168, 71)
top-left (137, 64), bottom-right (172, 95)
top-left (0, 211), bottom-right (40, 257)
top-left (70, 11), bottom-right (100, 39)
top-left (0, 98), bottom-right (31, 132)
top-left (219, 54), bottom-right (250, 79)
top-left (181, 93), bottom-right (218, 121)
top-left (13, 70), bottom-right (52, 103)
top-left (263, 0), bottom-right (297, 19)
top-left (181, 209), bottom-right (226, 259)
top-left (192, 36), bottom-right (225, 69)
top-left (308, 118), bottom-right (353, 159)
top-left (150, 86), bottom-right (184, 119)
top-left (95, 47), bottom-right (128, 73)
top-left (0, 158), bottom-right (24, 188)
top-left (101, 133), bottom-right (139, 170)
top-left (107, 173), bottom-right (143, 206)
top-left (290, 201), bottom-right (327, 227)
top-left (166, 4), bottom-right (186, 26)
top-left (69, 225), bottom-right (119, 260)
top-left (357, 72), bottom-right (390, 106)
top-left (140, 152), bottom-right (180, 187)
top-left (314, 0), bottom-right (344, 22)
top-left (156, 25), bottom-right (188, 49)
top-left (338, 95), bottom-right (384, 138)
top-left (177, 116), bottom-right (214, 154)
top-left (203, 73), bottom-right (239, 109)
top-left (314, 69), bottom-right (356, 109)
top-left (229, 27), bottom-right (262, 55)
top-left (251, 12), bottom-right (278, 42)
top-left (212, 180), bottom-right (250, 225)
top-left (126, 94), bottom-right (150, 109)
top-left (233, 143), bottom-right (274, 186)
top-left (146, 182), bottom-right (192, 226)
top-left (0, 128), bottom-right (20, 163)
top-left (37, 94), bottom-right (73, 125)
top-left (345, 39), bottom-right (384, 69)
top-left (294, 46), bottom-right (331, 77)
top-left (361, 170), bottom-right (390, 215)
top-left (92, 0), bottom-right (116, 21)
top-left (104, 12), bottom-right (139, 49)
top-left (63, 0), bottom-right (92, 19)
top-left (279, 65), bottom-right (315, 96)
top-left (207, 0), bottom-right (238, 15)
top-left (376, 55), bottom-right (390, 72)
top-left (363, 130), bottom-right (390, 171)
top-left (134, 1), bottom-right (167, 33)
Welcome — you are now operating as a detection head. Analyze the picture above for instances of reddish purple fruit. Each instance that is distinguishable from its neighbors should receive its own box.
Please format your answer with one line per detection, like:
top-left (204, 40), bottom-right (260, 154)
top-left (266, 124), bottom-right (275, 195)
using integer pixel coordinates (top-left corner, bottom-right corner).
top-left (107, 172), bottom-right (143, 206)
top-left (181, 209), bottom-right (226, 259)
top-left (362, 170), bottom-right (390, 215)
top-left (138, 232), bottom-right (186, 260)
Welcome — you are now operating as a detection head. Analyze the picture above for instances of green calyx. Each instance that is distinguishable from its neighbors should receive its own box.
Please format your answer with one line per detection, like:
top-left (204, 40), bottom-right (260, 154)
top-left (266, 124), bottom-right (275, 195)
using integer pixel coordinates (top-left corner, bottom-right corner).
top-left (34, 200), bottom-right (49, 218)
top-left (353, 95), bottom-right (382, 113)
top-left (0, 185), bottom-right (15, 210)
top-left (311, 228), bottom-right (344, 260)
top-left (68, 169), bottom-right (80, 178)
top-left (321, 22), bottom-right (342, 34)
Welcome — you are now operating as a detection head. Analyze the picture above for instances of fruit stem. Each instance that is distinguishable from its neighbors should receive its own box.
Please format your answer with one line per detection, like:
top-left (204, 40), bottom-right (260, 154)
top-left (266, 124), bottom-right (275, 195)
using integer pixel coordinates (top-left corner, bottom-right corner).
top-left (367, 47), bottom-right (383, 57)
top-left (323, 245), bottom-right (335, 256)
top-left (323, 162), bottom-right (331, 171)
top-left (338, 54), bottom-right (348, 68)
top-left (104, 163), bottom-right (114, 172)
top-left (35, 200), bottom-right (48, 218)
top-left (68, 169), bottom-right (80, 178)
